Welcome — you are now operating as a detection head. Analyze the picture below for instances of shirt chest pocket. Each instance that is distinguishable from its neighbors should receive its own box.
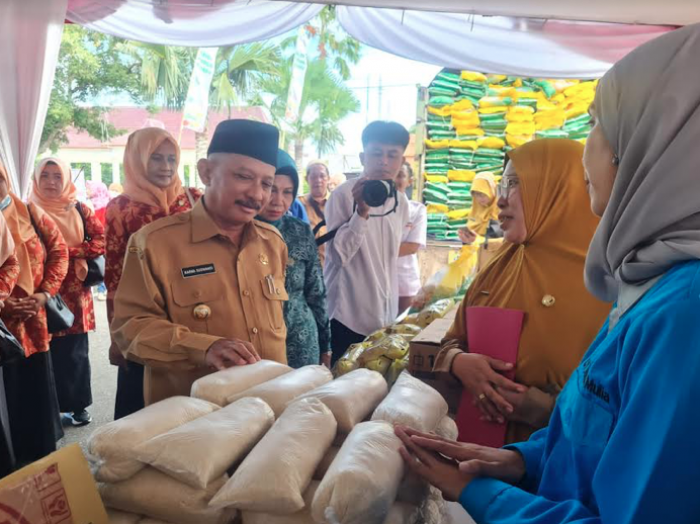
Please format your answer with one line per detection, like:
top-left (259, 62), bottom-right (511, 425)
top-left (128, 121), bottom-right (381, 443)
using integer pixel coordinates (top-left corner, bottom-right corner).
top-left (560, 382), bottom-right (614, 452)
top-left (170, 277), bottom-right (222, 330)
top-left (260, 275), bottom-right (289, 333)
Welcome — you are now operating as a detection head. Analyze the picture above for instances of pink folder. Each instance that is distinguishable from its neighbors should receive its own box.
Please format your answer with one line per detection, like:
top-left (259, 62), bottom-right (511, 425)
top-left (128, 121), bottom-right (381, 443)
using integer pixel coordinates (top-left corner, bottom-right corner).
top-left (455, 306), bottom-right (524, 447)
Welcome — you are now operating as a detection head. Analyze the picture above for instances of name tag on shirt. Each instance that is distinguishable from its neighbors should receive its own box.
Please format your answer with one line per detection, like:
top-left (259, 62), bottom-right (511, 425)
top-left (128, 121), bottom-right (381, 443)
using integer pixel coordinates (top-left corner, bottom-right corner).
top-left (181, 264), bottom-right (216, 278)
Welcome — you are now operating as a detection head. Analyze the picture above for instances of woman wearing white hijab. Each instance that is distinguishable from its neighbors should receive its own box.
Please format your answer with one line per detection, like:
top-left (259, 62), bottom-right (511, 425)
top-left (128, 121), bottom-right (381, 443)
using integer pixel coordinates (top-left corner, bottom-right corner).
top-left (393, 24), bottom-right (700, 523)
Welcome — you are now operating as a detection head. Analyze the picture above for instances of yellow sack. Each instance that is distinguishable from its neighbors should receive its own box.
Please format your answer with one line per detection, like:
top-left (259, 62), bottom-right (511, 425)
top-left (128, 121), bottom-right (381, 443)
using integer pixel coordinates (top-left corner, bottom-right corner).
top-left (364, 357), bottom-right (392, 375)
top-left (425, 175), bottom-right (449, 185)
top-left (448, 208), bottom-right (471, 220)
top-left (335, 342), bottom-right (371, 377)
top-left (386, 324), bottom-right (422, 338)
top-left (452, 114), bottom-right (480, 129)
top-left (551, 79), bottom-right (579, 93)
top-left (488, 85), bottom-right (516, 98)
top-left (478, 107), bottom-right (508, 115)
top-left (428, 105), bottom-right (452, 117)
top-left (448, 170), bottom-right (477, 182)
top-left (487, 74), bottom-right (507, 84)
top-left (460, 71), bottom-right (487, 83)
top-left (477, 137), bottom-right (506, 150)
top-left (506, 134), bottom-right (534, 148)
top-left (449, 139), bottom-right (478, 150)
top-left (505, 112), bottom-right (534, 123)
top-left (537, 99), bottom-right (558, 111)
top-left (565, 106), bottom-right (590, 120)
top-left (506, 122), bottom-right (536, 136)
top-left (425, 138), bottom-right (450, 150)
top-left (508, 105), bottom-right (535, 116)
top-left (360, 336), bottom-right (410, 364)
top-left (426, 203), bottom-right (449, 214)
top-left (454, 127), bottom-right (485, 137)
top-left (452, 99), bottom-right (475, 111)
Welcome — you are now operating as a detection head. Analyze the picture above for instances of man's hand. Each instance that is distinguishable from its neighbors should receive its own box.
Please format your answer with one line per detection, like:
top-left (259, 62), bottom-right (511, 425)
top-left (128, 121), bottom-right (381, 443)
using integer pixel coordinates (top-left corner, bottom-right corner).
top-left (400, 426), bottom-right (526, 485)
top-left (206, 339), bottom-right (261, 370)
top-left (352, 180), bottom-right (371, 219)
top-left (396, 426), bottom-right (473, 501)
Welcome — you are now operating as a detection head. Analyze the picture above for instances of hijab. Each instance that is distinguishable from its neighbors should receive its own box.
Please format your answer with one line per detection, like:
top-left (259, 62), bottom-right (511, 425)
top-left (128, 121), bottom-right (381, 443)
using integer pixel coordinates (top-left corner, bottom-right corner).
top-left (585, 24), bottom-right (700, 302)
top-left (258, 149), bottom-right (300, 228)
top-left (467, 172), bottom-right (499, 235)
top-left (446, 139), bottom-right (610, 440)
top-left (0, 212), bottom-right (15, 268)
top-left (123, 128), bottom-right (182, 213)
top-left (0, 160), bottom-right (39, 295)
top-left (30, 158), bottom-right (88, 281)
top-left (86, 180), bottom-right (110, 210)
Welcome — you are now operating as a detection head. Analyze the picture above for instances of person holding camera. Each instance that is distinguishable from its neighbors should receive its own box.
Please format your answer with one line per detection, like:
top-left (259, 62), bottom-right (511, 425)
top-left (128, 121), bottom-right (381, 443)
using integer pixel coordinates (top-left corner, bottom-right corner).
top-left (324, 121), bottom-right (411, 364)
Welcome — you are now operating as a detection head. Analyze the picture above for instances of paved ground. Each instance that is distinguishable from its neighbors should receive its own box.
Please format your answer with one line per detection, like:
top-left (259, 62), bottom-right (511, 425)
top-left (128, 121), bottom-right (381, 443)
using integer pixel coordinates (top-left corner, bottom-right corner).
top-left (58, 299), bottom-right (116, 452)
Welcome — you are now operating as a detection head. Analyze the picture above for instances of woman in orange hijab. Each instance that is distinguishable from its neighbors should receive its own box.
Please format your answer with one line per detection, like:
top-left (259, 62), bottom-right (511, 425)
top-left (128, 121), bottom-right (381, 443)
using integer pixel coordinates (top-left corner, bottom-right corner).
top-left (104, 127), bottom-right (202, 419)
top-left (0, 160), bottom-right (69, 466)
top-left (30, 158), bottom-right (105, 428)
top-left (435, 139), bottom-right (610, 443)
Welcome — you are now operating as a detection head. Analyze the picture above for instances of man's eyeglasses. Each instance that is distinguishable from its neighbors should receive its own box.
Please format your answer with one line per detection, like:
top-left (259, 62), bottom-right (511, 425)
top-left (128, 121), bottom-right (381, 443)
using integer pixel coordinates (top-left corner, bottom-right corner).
top-left (496, 176), bottom-right (519, 199)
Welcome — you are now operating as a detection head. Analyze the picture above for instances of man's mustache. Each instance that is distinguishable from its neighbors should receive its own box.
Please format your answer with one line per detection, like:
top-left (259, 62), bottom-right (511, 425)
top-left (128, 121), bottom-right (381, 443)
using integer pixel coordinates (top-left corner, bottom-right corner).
top-left (236, 200), bottom-right (262, 211)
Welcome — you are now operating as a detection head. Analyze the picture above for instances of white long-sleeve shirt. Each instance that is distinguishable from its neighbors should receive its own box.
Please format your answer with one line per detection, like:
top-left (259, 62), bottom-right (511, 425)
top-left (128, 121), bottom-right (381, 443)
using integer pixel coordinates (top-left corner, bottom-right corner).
top-left (324, 178), bottom-right (410, 336)
top-left (397, 200), bottom-right (427, 297)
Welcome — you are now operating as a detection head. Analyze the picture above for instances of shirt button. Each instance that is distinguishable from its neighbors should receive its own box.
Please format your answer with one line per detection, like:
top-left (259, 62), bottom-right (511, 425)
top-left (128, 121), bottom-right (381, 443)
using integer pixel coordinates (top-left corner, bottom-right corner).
top-left (243, 290), bottom-right (250, 297)
top-left (252, 327), bottom-right (259, 334)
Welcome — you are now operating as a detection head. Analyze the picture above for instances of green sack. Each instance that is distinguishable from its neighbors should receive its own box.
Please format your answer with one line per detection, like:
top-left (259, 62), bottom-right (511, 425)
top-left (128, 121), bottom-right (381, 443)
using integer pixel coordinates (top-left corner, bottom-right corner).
top-left (432, 79), bottom-right (460, 91)
top-left (437, 71), bottom-right (461, 83)
top-left (429, 96), bottom-right (455, 107)
top-left (429, 87), bottom-right (458, 97)
top-left (426, 182), bottom-right (450, 195)
top-left (534, 79), bottom-right (556, 99)
top-left (536, 129), bottom-right (569, 139)
top-left (564, 114), bottom-right (591, 127)
top-left (424, 189), bottom-right (449, 203)
top-left (476, 148), bottom-right (506, 158)
top-left (517, 98), bottom-right (539, 109)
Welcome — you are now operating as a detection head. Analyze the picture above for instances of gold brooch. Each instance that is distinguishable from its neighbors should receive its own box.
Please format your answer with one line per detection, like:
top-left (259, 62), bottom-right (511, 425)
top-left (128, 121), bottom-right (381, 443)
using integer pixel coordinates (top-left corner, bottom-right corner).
top-left (193, 304), bottom-right (212, 320)
top-left (541, 295), bottom-right (556, 308)
top-left (259, 253), bottom-right (269, 265)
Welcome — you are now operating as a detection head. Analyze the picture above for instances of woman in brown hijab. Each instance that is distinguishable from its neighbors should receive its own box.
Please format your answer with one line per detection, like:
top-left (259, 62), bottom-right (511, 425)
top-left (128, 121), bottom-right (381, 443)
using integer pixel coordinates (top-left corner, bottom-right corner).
top-left (104, 128), bottom-right (202, 419)
top-left (436, 138), bottom-right (610, 443)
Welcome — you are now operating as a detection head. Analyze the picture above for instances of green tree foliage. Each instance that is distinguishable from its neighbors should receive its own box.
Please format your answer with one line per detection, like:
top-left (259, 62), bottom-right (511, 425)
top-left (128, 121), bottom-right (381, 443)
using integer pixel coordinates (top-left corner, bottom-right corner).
top-left (41, 25), bottom-right (144, 153)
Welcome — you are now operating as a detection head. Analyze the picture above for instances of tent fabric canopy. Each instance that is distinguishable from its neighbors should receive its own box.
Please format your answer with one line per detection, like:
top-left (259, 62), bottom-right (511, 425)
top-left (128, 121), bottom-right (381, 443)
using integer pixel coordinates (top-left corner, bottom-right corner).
top-left (336, 7), bottom-right (673, 78)
top-left (283, 0), bottom-right (698, 26)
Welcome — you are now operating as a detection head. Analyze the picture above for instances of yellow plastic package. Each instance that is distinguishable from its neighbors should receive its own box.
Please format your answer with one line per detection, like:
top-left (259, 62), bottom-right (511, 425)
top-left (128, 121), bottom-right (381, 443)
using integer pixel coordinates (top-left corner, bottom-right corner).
top-left (477, 137), bottom-right (506, 150)
top-left (454, 127), bottom-right (485, 137)
top-left (451, 99), bottom-right (475, 111)
top-left (386, 356), bottom-right (409, 386)
top-left (478, 106), bottom-right (508, 115)
top-left (360, 335), bottom-right (410, 364)
top-left (416, 299), bottom-right (454, 327)
top-left (425, 138), bottom-right (450, 149)
top-left (449, 139), bottom-right (477, 150)
top-left (448, 170), bottom-right (477, 182)
top-left (425, 174), bottom-right (449, 184)
top-left (364, 356), bottom-right (392, 375)
top-left (461, 71), bottom-right (487, 83)
top-left (426, 203), bottom-right (449, 214)
top-left (506, 122), bottom-right (536, 136)
top-left (386, 324), bottom-right (422, 338)
top-left (448, 208), bottom-right (471, 220)
top-left (427, 105), bottom-right (452, 117)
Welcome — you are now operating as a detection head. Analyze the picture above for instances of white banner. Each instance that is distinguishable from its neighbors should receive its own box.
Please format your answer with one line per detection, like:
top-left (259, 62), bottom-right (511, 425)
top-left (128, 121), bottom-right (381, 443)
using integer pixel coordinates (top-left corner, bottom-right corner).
top-left (183, 47), bottom-right (219, 133)
top-left (285, 25), bottom-right (309, 124)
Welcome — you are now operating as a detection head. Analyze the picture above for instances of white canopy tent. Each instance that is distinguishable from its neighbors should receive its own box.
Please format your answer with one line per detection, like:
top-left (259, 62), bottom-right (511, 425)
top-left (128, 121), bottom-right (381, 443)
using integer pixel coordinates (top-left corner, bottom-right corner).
top-left (0, 0), bottom-right (692, 193)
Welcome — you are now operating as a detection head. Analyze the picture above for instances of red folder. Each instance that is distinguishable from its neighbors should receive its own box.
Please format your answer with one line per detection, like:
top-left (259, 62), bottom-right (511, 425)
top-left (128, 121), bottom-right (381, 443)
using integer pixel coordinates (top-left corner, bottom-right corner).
top-left (455, 306), bottom-right (524, 447)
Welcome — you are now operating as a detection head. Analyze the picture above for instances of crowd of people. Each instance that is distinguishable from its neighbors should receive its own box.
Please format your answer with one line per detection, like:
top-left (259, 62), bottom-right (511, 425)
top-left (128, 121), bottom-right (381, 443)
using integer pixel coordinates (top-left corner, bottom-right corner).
top-left (1, 21), bottom-right (699, 523)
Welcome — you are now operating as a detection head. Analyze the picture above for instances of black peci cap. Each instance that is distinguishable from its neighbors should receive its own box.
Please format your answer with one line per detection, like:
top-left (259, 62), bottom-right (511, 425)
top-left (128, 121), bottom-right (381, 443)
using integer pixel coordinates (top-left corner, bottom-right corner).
top-left (207, 119), bottom-right (280, 166)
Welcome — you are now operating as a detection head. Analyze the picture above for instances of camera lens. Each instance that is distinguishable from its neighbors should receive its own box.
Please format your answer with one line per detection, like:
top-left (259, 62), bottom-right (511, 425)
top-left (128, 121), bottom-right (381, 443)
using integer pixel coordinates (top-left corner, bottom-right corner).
top-left (363, 180), bottom-right (392, 207)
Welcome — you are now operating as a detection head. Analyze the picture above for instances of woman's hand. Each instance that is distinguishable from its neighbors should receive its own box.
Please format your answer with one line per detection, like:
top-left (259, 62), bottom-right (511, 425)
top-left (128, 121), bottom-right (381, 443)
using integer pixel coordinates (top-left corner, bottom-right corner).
top-left (400, 427), bottom-right (526, 485)
top-left (396, 426), bottom-right (473, 501)
top-left (28, 292), bottom-right (49, 310)
top-left (458, 227), bottom-right (477, 245)
top-left (3, 297), bottom-right (37, 320)
top-left (452, 353), bottom-right (526, 423)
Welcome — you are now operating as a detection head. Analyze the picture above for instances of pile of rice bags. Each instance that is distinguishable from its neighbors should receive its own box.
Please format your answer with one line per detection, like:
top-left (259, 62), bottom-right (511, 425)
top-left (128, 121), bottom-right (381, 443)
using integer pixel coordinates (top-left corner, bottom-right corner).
top-left (424, 69), bottom-right (597, 239)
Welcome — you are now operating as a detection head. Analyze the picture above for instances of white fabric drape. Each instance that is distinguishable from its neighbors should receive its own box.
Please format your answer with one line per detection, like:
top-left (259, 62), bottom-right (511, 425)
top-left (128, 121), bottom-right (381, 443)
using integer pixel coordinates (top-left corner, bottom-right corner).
top-left (285, 0), bottom-right (697, 26)
top-left (336, 8), bottom-right (673, 78)
top-left (66, 0), bottom-right (324, 47)
top-left (0, 0), bottom-right (67, 195)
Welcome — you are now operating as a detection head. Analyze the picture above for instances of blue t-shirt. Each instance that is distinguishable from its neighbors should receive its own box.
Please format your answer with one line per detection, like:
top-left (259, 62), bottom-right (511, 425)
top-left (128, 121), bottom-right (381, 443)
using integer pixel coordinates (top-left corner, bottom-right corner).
top-left (461, 260), bottom-right (700, 524)
top-left (289, 199), bottom-right (309, 224)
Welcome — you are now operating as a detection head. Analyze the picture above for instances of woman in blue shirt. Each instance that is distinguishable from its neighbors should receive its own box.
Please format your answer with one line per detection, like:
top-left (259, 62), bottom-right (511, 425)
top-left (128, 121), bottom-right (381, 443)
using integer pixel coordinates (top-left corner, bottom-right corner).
top-left (397, 24), bottom-right (700, 524)
top-left (258, 150), bottom-right (331, 369)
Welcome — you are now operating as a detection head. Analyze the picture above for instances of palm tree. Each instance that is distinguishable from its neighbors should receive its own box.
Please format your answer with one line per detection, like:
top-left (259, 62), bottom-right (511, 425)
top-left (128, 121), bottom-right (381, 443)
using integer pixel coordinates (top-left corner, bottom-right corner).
top-left (125, 42), bottom-right (280, 159)
top-left (255, 58), bottom-right (359, 166)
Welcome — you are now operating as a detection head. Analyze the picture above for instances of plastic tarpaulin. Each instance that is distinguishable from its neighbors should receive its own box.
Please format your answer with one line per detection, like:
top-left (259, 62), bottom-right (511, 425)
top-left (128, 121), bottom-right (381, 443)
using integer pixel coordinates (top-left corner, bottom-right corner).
top-left (66, 0), bottom-right (324, 47)
top-left (0, 0), bottom-right (67, 195)
top-left (336, 8), bottom-right (673, 78)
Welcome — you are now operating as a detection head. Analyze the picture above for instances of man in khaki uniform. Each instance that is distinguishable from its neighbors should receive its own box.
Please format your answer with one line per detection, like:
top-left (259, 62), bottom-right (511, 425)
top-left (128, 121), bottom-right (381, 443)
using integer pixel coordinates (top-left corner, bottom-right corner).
top-left (298, 160), bottom-right (330, 266)
top-left (112, 119), bottom-right (288, 405)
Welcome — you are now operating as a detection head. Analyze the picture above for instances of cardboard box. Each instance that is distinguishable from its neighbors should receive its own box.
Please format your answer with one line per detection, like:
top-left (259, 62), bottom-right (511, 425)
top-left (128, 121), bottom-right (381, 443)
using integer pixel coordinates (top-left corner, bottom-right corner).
top-left (409, 317), bottom-right (462, 413)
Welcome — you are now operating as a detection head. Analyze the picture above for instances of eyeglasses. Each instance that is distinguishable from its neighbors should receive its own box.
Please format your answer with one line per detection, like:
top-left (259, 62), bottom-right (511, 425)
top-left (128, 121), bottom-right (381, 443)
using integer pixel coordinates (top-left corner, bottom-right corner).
top-left (496, 176), bottom-right (519, 199)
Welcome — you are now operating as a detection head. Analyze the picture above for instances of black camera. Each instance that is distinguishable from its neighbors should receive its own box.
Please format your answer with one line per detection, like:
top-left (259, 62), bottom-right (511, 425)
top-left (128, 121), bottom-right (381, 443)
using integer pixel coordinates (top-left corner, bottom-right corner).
top-left (362, 179), bottom-right (397, 207)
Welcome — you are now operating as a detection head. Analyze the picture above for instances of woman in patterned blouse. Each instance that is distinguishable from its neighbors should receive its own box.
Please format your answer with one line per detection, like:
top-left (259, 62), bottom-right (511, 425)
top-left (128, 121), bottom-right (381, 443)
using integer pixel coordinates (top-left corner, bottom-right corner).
top-left (0, 211), bottom-right (20, 476)
top-left (30, 158), bottom-right (106, 427)
top-left (0, 161), bottom-right (69, 466)
top-left (257, 150), bottom-right (331, 368)
top-left (104, 128), bottom-right (202, 419)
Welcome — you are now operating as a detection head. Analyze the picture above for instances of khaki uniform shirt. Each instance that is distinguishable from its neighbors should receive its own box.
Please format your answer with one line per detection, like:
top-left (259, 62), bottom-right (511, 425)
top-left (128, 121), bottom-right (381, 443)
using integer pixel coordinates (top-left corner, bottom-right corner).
top-left (111, 199), bottom-right (288, 405)
top-left (299, 193), bottom-right (327, 267)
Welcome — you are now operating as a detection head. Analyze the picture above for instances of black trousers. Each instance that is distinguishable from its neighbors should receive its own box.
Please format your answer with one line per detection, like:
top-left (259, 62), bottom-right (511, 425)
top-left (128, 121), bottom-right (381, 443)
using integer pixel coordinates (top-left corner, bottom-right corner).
top-left (50, 333), bottom-right (92, 413)
top-left (3, 351), bottom-right (63, 467)
top-left (330, 319), bottom-right (366, 366)
top-left (114, 361), bottom-right (145, 420)
top-left (0, 369), bottom-right (15, 477)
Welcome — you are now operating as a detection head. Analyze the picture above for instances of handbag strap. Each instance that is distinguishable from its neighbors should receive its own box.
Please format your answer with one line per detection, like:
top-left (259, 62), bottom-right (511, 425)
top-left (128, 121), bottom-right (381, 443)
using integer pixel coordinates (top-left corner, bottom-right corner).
top-left (75, 201), bottom-right (91, 242)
